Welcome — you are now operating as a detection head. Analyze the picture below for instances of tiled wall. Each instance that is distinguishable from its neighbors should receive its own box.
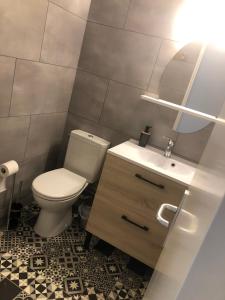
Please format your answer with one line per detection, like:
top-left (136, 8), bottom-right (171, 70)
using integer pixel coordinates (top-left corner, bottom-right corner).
top-left (66, 0), bottom-right (213, 163)
top-left (0, 0), bottom-right (91, 201)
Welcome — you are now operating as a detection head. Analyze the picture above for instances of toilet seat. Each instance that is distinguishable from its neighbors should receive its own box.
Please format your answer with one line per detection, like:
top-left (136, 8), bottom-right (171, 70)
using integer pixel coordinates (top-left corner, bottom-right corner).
top-left (32, 189), bottom-right (80, 202)
top-left (32, 168), bottom-right (87, 201)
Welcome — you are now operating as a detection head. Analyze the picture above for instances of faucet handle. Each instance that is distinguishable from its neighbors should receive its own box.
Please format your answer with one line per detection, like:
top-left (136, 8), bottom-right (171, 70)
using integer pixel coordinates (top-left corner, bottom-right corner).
top-left (163, 136), bottom-right (175, 146)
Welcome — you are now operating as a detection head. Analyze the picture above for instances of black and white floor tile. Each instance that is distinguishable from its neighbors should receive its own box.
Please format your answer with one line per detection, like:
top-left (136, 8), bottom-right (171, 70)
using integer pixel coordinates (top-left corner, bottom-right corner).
top-left (0, 203), bottom-right (150, 299)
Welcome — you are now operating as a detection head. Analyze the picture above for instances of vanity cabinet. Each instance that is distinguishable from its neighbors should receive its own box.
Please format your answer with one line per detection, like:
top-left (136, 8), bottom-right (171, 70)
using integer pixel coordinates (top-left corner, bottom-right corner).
top-left (86, 153), bottom-right (186, 268)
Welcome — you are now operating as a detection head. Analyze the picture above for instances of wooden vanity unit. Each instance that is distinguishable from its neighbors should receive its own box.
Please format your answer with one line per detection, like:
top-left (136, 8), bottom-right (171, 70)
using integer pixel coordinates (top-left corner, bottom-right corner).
top-left (86, 141), bottom-right (196, 268)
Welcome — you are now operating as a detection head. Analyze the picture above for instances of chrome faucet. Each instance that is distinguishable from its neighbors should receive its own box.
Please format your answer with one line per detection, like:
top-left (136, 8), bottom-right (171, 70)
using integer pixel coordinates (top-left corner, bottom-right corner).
top-left (164, 137), bottom-right (175, 158)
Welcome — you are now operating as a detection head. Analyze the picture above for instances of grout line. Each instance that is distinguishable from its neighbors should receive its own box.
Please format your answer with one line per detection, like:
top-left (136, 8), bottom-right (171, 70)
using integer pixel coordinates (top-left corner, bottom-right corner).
top-left (98, 79), bottom-right (111, 123)
top-left (146, 38), bottom-right (163, 92)
top-left (49, 0), bottom-right (87, 21)
top-left (122, 0), bottom-right (133, 29)
top-left (2, 111), bottom-right (68, 120)
top-left (87, 19), bottom-right (162, 41)
top-left (68, 110), bottom-right (130, 138)
top-left (21, 111), bottom-right (67, 162)
top-left (39, 0), bottom-right (50, 62)
top-left (77, 67), bottom-right (146, 91)
top-left (7, 58), bottom-right (17, 117)
top-left (76, 67), bottom-right (110, 82)
top-left (0, 53), bottom-right (76, 70)
top-left (86, 18), bottom-right (188, 46)
top-left (22, 115), bottom-right (32, 162)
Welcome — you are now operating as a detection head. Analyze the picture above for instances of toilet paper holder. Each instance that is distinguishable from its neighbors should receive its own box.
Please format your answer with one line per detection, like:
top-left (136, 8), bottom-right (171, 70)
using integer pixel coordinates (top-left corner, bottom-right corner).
top-left (0, 160), bottom-right (19, 230)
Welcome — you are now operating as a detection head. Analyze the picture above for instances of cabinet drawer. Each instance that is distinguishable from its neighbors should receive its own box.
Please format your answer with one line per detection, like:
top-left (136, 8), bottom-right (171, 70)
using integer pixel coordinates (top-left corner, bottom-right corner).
top-left (99, 154), bottom-right (185, 221)
top-left (102, 154), bottom-right (185, 209)
top-left (86, 197), bottom-right (162, 267)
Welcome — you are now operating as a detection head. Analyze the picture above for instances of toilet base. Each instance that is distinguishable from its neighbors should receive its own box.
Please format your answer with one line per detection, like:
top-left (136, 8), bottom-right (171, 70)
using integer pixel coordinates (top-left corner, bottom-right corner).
top-left (34, 207), bottom-right (72, 238)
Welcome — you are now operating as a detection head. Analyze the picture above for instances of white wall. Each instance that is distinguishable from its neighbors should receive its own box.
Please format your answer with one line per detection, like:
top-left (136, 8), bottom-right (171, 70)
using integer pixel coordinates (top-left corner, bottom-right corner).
top-left (144, 99), bottom-right (225, 299)
top-left (177, 195), bottom-right (225, 300)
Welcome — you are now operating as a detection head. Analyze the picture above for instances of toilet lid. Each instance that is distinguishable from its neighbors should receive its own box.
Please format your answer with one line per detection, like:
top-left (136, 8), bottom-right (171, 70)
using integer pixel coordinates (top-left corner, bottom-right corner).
top-left (32, 168), bottom-right (87, 200)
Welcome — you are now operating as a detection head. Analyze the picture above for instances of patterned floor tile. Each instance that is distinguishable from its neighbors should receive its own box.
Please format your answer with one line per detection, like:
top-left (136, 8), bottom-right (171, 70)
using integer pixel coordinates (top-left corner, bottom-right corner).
top-left (64, 277), bottom-right (84, 295)
top-left (57, 252), bottom-right (80, 270)
top-left (73, 245), bottom-right (86, 255)
top-left (108, 281), bottom-right (144, 300)
top-left (9, 244), bottom-right (39, 263)
top-left (104, 262), bottom-right (121, 276)
top-left (30, 254), bottom-right (49, 270)
top-left (13, 290), bottom-right (32, 300)
top-left (0, 253), bottom-right (23, 278)
top-left (24, 274), bottom-right (58, 299)
top-left (0, 202), bottom-right (149, 299)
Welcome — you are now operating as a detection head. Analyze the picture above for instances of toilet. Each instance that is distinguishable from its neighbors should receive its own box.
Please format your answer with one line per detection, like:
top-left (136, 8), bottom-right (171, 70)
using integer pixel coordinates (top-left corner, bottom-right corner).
top-left (32, 130), bottom-right (110, 238)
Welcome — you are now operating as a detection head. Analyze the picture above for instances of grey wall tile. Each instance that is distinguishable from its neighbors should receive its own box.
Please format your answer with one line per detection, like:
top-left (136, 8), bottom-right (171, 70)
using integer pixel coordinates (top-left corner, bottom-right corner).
top-left (66, 113), bottom-right (129, 146)
top-left (88, 0), bottom-right (130, 28)
top-left (25, 113), bottom-right (67, 160)
top-left (15, 154), bottom-right (48, 200)
top-left (151, 105), bottom-right (178, 149)
top-left (15, 149), bottom-right (60, 201)
top-left (148, 64), bottom-right (164, 96)
top-left (148, 40), bottom-right (183, 95)
top-left (79, 22), bottom-right (161, 88)
top-left (125, 0), bottom-right (182, 39)
top-left (69, 70), bottom-right (108, 121)
top-left (174, 123), bottom-right (214, 163)
top-left (67, 0), bottom-right (211, 164)
top-left (0, 0), bottom-right (48, 60)
top-left (0, 116), bottom-right (30, 164)
top-left (100, 81), bottom-right (157, 138)
top-left (0, 56), bottom-right (16, 117)
top-left (10, 60), bottom-right (76, 116)
top-left (50, 0), bottom-right (91, 19)
top-left (41, 3), bottom-right (86, 68)
top-left (0, 0), bottom-right (90, 206)
top-left (59, 112), bottom-right (129, 166)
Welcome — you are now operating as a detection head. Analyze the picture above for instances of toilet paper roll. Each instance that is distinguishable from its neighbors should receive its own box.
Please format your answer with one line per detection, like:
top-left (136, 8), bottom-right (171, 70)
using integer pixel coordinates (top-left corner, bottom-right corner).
top-left (0, 160), bottom-right (19, 178)
top-left (0, 161), bottom-right (19, 193)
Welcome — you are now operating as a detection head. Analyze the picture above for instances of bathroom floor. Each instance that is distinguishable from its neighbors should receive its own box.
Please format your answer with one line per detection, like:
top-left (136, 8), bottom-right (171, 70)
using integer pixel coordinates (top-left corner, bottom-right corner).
top-left (0, 203), bottom-right (150, 300)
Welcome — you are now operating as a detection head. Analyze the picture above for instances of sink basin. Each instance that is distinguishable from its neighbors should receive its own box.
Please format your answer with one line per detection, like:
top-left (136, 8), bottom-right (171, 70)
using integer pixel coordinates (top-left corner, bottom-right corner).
top-left (108, 140), bottom-right (197, 186)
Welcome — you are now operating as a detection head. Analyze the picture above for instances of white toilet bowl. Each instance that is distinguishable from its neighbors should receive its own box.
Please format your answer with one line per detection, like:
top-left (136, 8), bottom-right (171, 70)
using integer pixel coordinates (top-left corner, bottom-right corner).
top-left (32, 130), bottom-right (110, 238)
top-left (32, 168), bottom-right (87, 237)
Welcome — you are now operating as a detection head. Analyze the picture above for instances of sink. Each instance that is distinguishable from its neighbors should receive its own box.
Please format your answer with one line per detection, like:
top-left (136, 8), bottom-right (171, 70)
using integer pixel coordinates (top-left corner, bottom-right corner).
top-left (108, 140), bottom-right (197, 186)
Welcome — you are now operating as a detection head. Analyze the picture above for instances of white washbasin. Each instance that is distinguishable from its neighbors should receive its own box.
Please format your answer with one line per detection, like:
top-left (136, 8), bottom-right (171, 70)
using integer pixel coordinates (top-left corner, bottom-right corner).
top-left (108, 140), bottom-right (197, 186)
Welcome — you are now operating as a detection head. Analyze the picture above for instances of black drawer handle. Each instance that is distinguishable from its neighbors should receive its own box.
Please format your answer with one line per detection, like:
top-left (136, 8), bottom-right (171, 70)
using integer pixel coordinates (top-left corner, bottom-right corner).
top-left (135, 173), bottom-right (165, 190)
top-left (121, 215), bottom-right (149, 232)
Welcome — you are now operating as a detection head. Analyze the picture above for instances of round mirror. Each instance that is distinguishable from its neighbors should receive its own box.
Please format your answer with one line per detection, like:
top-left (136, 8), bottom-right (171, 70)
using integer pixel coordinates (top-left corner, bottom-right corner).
top-left (159, 43), bottom-right (225, 134)
top-left (159, 43), bottom-right (202, 107)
